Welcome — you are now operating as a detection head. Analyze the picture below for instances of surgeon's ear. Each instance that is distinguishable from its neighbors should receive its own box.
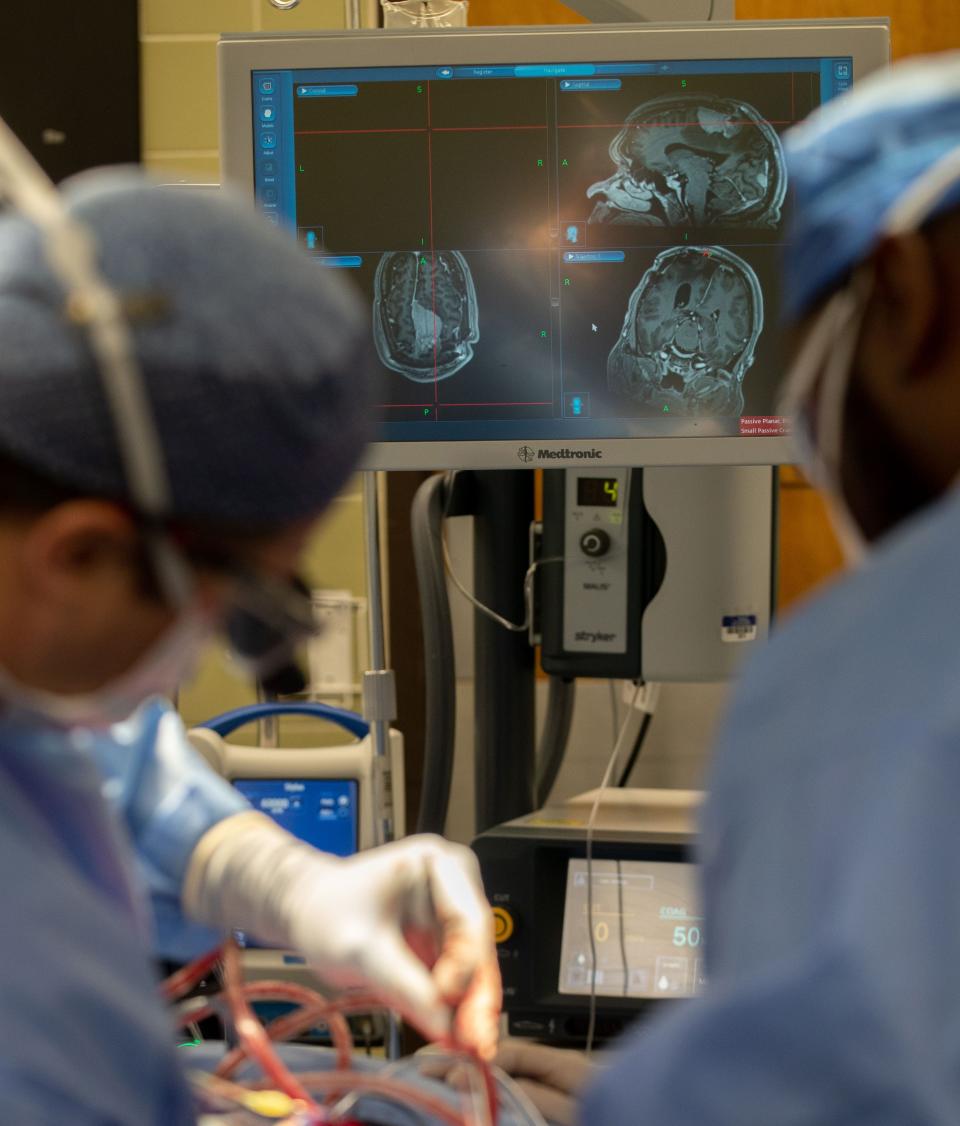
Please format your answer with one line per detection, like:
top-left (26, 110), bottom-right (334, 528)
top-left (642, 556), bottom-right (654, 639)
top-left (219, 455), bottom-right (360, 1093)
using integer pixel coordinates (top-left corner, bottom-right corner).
top-left (861, 231), bottom-right (940, 390)
top-left (19, 501), bottom-right (142, 604)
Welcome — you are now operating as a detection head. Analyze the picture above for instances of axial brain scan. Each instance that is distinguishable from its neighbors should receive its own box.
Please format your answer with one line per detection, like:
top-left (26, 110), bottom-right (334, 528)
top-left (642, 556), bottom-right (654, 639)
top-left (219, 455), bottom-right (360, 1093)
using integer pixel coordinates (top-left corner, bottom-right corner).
top-left (587, 93), bottom-right (786, 228)
top-left (607, 245), bottom-right (763, 417)
top-left (373, 250), bottom-right (480, 382)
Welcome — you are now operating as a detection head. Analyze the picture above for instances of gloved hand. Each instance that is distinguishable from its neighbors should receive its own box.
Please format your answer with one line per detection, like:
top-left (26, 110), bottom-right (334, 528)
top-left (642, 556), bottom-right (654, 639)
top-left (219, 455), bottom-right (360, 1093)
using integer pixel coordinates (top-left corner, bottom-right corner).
top-left (183, 812), bottom-right (501, 1058)
top-left (423, 1038), bottom-right (594, 1126)
top-left (494, 1040), bottom-right (593, 1126)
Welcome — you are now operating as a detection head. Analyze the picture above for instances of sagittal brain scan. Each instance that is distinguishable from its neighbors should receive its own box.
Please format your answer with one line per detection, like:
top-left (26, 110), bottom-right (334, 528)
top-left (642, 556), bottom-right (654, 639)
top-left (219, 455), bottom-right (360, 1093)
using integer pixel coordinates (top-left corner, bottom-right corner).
top-left (373, 250), bottom-right (480, 382)
top-left (607, 245), bottom-right (763, 417)
top-left (587, 94), bottom-right (787, 228)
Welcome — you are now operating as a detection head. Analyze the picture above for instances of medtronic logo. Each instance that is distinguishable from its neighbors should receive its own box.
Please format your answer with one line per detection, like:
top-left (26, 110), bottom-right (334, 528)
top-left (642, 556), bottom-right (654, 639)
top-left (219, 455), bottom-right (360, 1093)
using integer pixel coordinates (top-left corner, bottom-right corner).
top-left (516, 446), bottom-right (603, 462)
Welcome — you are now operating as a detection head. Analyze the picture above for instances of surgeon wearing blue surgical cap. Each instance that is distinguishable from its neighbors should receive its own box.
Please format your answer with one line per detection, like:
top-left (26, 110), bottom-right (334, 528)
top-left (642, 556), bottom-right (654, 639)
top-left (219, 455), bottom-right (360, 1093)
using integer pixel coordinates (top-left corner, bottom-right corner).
top-left (0, 170), bottom-right (500, 1124)
top-left (491, 50), bottom-right (960, 1126)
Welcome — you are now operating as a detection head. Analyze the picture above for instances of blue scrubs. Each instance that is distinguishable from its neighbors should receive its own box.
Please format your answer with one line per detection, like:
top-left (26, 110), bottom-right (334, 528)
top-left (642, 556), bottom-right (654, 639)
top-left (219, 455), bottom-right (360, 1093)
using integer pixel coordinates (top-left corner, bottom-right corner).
top-left (582, 487), bottom-right (960, 1124)
top-left (0, 699), bottom-right (543, 1124)
top-left (89, 701), bottom-right (249, 961)
top-left (0, 700), bottom-right (246, 1123)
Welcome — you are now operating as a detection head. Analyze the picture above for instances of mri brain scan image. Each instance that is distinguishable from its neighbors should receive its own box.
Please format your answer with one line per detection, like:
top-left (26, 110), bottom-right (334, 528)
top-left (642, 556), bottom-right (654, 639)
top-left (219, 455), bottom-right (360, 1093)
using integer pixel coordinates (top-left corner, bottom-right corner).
top-left (607, 245), bottom-right (763, 417)
top-left (587, 94), bottom-right (786, 228)
top-left (373, 250), bottom-right (479, 382)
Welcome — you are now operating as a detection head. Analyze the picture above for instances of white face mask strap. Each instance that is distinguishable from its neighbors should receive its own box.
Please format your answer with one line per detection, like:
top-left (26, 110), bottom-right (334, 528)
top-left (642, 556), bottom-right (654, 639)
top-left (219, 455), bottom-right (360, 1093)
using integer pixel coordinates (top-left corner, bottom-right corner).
top-left (883, 145), bottom-right (960, 235)
top-left (813, 271), bottom-right (873, 487)
top-left (779, 283), bottom-right (860, 468)
top-left (0, 116), bottom-right (194, 609)
top-left (778, 277), bottom-right (872, 566)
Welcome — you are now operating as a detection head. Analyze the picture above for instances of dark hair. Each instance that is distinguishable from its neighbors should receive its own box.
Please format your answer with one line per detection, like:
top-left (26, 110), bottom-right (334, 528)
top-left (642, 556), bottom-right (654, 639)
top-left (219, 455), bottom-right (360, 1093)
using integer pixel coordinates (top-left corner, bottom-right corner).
top-left (0, 447), bottom-right (286, 539)
top-left (0, 448), bottom-right (90, 513)
top-left (0, 447), bottom-right (293, 600)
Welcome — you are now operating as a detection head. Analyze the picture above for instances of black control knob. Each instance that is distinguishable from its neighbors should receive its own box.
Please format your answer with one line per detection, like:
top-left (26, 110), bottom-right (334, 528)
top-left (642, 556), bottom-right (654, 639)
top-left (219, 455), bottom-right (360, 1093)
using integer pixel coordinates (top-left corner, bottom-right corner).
top-left (579, 528), bottom-right (611, 557)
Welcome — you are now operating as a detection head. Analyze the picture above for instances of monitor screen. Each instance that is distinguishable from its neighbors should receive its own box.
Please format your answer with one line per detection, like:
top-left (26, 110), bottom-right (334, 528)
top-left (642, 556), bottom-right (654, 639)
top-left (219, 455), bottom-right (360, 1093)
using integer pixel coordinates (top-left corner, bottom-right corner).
top-left (233, 778), bottom-right (359, 857)
top-left (220, 23), bottom-right (888, 467)
top-left (558, 857), bottom-right (704, 999)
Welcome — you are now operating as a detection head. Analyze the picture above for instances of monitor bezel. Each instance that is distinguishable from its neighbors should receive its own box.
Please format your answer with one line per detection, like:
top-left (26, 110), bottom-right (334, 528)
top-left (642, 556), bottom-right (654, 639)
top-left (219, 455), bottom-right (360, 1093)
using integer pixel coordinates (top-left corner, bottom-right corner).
top-left (219, 19), bottom-right (890, 470)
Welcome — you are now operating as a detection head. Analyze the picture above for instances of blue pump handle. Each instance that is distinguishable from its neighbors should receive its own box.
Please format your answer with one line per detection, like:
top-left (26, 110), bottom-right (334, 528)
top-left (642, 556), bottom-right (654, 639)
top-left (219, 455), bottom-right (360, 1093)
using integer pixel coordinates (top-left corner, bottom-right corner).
top-left (198, 701), bottom-right (369, 740)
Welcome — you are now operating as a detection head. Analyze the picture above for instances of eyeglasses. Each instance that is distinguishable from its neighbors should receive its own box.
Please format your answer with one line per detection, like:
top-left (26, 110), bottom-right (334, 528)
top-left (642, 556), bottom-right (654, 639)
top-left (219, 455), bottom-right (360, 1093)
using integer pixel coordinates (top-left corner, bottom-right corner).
top-left (141, 523), bottom-right (321, 682)
top-left (223, 567), bottom-right (319, 679)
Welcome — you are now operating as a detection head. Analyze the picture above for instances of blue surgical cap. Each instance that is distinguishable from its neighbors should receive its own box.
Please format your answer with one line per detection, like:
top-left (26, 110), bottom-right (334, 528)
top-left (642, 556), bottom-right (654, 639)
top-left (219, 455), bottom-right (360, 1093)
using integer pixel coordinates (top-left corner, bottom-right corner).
top-left (783, 52), bottom-right (960, 321)
top-left (0, 169), bottom-right (378, 524)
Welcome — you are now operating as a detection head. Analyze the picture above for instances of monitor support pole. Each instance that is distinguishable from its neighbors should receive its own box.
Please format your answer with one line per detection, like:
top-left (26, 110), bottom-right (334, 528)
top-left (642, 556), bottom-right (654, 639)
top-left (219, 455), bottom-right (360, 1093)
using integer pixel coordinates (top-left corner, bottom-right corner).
top-left (428, 469), bottom-right (537, 836)
top-left (362, 470), bottom-right (397, 851)
top-left (470, 470), bottom-right (537, 834)
top-left (362, 469), bottom-right (402, 1062)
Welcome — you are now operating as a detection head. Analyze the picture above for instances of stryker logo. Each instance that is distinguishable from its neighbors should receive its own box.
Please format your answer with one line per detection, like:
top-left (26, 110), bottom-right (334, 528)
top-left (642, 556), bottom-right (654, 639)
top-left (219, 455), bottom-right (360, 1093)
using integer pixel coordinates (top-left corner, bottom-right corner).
top-left (575, 630), bottom-right (616, 642)
top-left (517, 445), bottom-right (603, 462)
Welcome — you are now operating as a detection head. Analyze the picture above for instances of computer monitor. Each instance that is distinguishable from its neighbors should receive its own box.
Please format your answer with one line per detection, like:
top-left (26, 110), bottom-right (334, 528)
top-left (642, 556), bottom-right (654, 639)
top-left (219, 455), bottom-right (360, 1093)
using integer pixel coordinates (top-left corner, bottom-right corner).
top-left (219, 20), bottom-right (889, 470)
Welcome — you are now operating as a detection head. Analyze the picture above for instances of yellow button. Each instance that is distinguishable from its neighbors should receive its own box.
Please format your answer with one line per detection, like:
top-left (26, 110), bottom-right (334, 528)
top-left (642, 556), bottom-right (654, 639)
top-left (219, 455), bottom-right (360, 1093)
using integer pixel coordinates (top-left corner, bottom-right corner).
top-left (493, 906), bottom-right (515, 944)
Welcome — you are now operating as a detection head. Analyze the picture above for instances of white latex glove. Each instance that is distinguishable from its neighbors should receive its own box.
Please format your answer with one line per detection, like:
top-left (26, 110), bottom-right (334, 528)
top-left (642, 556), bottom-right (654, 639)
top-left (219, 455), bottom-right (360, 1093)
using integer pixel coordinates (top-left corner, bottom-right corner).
top-left (423, 1039), bottom-right (594, 1126)
top-left (183, 811), bottom-right (501, 1058)
top-left (494, 1040), bottom-right (594, 1126)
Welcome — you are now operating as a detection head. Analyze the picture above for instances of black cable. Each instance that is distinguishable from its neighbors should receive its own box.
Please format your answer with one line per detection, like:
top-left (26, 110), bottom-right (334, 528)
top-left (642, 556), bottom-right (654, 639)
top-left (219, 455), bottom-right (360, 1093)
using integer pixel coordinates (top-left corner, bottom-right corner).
top-left (535, 675), bottom-right (576, 807)
top-left (411, 472), bottom-right (457, 834)
top-left (707, 0), bottom-right (716, 18)
top-left (616, 710), bottom-right (653, 788)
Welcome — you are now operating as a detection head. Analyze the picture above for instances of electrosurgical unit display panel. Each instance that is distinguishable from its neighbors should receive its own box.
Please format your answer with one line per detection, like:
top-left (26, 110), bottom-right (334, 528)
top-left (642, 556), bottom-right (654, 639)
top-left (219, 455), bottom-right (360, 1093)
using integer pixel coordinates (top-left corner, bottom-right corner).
top-left (220, 21), bottom-right (889, 467)
top-left (233, 778), bottom-right (359, 857)
top-left (558, 858), bottom-right (704, 999)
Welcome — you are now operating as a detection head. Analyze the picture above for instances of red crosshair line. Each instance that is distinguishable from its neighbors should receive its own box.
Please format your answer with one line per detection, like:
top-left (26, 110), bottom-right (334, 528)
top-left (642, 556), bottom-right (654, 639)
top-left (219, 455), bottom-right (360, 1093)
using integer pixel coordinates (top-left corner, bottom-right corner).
top-left (426, 81), bottom-right (439, 404)
top-left (556, 120), bottom-right (794, 129)
top-left (379, 401), bottom-right (553, 409)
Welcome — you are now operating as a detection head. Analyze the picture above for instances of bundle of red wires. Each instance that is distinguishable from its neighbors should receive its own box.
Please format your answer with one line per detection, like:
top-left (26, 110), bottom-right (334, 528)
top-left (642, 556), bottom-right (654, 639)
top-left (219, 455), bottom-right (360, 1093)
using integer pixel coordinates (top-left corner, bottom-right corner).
top-left (162, 940), bottom-right (499, 1126)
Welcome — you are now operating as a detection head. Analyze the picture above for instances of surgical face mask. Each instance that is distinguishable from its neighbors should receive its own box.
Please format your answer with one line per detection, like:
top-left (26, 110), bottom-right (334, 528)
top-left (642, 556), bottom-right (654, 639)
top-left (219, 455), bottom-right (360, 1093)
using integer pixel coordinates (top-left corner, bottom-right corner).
top-left (778, 275), bottom-right (872, 565)
top-left (0, 605), bottom-right (213, 730)
top-left (779, 144), bottom-right (960, 564)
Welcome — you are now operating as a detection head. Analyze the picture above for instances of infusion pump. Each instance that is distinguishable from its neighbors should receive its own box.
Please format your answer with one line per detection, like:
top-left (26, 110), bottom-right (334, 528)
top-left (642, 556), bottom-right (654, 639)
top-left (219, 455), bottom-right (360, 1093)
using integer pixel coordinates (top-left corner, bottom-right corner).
top-left (188, 716), bottom-right (404, 990)
top-left (473, 788), bottom-right (702, 1046)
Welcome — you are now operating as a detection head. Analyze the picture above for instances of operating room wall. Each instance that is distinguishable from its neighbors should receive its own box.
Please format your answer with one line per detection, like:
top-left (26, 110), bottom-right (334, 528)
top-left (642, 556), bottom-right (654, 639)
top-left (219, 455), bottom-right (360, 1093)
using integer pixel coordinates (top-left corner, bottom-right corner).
top-left (441, 517), bottom-right (729, 845)
top-left (140, 0), bottom-right (348, 182)
top-left (139, 0), bottom-right (372, 744)
top-left (468, 0), bottom-right (960, 63)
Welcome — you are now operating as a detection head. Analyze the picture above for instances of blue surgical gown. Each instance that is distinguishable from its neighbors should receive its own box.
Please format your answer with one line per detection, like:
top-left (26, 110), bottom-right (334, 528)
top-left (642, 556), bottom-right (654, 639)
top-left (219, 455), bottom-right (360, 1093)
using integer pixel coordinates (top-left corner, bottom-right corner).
top-left (0, 699), bottom-right (247, 1123)
top-left (582, 485), bottom-right (960, 1125)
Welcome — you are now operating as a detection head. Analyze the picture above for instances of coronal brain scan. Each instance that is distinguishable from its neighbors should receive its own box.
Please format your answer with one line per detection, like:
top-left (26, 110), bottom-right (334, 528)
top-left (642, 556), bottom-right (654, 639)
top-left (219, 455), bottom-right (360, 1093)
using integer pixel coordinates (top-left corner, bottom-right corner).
top-left (373, 250), bottom-right (480, 383)
top-left (607, 245), bottom-right (763, 417)
top-left (587, 93), bottom-right (787, 228)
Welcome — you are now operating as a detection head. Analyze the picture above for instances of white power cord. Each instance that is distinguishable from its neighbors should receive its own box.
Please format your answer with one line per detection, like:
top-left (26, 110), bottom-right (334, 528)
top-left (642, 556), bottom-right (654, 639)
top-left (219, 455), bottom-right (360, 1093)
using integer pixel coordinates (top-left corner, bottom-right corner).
top-left (608, 680), bottom-right (620, 748)
top-left (585, 680), bottom-right (643, 1055)
top-left (442, 535), bottom-right (561, 635)
top-left (439, 470), bottom-right (561, 634)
